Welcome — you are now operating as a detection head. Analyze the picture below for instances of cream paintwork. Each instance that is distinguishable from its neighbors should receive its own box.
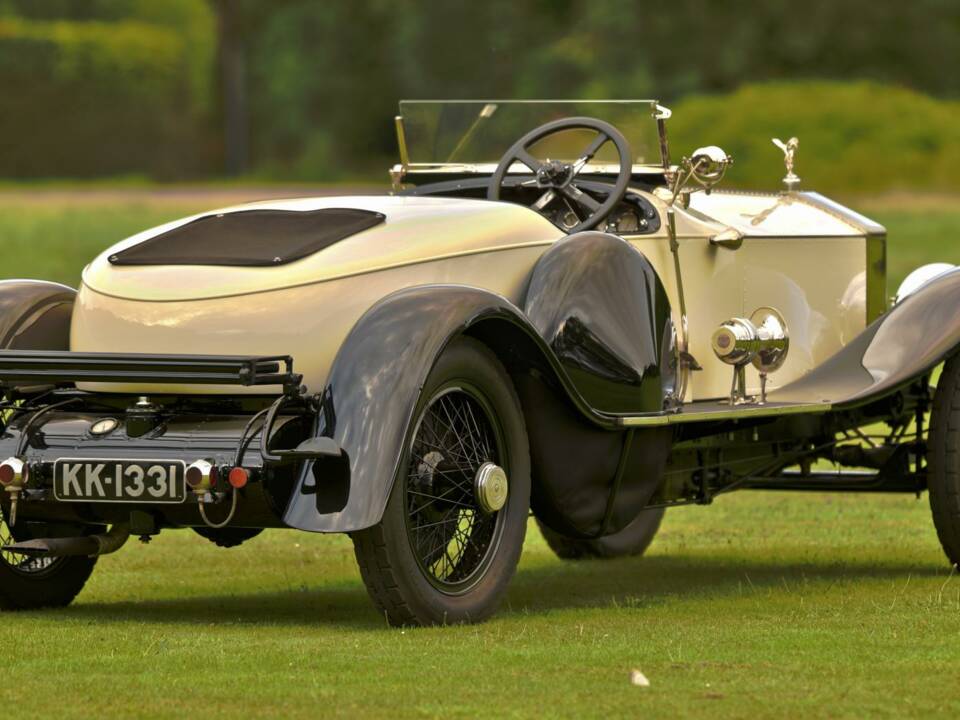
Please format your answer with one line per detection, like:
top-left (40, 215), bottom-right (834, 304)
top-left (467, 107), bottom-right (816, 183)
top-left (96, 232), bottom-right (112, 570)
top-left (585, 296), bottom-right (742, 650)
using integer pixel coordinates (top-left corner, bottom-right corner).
top-left (71, 191), bottom-right (873, 402)
top-left (634, 189), bottom-right (870, 399)
top-left (81, 196), bottom-right (560, 302)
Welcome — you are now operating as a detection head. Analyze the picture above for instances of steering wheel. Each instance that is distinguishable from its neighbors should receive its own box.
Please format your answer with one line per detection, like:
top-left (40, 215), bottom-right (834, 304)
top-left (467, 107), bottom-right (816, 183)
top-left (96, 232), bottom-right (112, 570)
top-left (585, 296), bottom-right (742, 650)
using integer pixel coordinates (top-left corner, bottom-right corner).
top-left (487, 117), bottom-right (633, 234)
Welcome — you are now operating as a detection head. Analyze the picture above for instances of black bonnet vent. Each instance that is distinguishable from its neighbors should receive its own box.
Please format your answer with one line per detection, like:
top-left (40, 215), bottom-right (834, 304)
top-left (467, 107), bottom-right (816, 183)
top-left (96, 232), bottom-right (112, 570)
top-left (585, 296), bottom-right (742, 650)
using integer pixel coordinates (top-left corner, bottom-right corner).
top-left (108, 208), bottom-right (385, 267)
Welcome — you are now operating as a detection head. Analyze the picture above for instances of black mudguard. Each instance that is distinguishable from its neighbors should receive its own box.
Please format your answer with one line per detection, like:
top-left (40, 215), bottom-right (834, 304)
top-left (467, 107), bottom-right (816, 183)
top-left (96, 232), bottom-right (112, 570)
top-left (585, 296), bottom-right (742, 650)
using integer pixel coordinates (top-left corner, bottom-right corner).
top-left (0, 280), bottom-right (75, 351)
top-left (772, 267), bottom-right (960, 406)
top-left (284, 233), bottom-right (675, 535)
top-left (524, 232), bottom-right (675, 413)
top-left (282, 285), bottom-right (567, 532)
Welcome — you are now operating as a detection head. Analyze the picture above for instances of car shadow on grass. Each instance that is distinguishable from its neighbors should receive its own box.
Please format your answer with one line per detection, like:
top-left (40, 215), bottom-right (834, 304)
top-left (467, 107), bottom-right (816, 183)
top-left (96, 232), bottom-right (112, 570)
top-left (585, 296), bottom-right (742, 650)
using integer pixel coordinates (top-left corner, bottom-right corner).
top-left (55, 554), bottom-right (949, 629)
top-left (507, 554), bottom-right (949, 614)
top-left (65, 583), bottom-right (384, 630)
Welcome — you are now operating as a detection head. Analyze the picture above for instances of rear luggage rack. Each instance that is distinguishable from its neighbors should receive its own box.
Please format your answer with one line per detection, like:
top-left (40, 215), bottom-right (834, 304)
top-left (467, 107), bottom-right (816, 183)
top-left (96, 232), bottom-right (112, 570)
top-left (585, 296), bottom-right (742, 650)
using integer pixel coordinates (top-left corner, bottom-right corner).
top-left (0, 350), bottom-right (302, 395)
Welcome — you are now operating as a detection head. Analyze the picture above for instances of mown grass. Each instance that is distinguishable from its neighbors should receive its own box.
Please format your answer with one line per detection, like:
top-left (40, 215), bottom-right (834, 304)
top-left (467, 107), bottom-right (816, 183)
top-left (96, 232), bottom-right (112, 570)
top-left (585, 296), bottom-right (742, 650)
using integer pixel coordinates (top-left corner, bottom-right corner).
top-left (0, 191), bottom-right (959, 718)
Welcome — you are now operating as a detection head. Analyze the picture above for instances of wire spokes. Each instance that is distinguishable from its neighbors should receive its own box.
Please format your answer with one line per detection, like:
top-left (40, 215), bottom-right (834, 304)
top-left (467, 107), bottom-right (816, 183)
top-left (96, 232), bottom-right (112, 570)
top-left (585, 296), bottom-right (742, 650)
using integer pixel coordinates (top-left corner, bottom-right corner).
top-left (0, 508), bottom-right (58, 575)
top-left (405, 386), bottom-right (505, 591)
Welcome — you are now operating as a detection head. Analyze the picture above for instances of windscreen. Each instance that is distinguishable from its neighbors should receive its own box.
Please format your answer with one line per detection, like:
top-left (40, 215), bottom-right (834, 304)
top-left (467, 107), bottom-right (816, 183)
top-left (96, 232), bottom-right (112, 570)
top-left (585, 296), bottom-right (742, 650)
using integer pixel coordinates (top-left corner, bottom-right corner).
top-left (399, 100), bottom-right (664, 168)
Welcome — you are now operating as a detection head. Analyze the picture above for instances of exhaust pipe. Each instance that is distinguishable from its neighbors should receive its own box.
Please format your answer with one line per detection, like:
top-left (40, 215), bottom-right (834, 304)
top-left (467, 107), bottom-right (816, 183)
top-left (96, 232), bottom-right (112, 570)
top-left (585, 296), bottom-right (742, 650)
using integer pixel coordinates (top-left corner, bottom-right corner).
top-left (3, 523), bottom-right (130, 557)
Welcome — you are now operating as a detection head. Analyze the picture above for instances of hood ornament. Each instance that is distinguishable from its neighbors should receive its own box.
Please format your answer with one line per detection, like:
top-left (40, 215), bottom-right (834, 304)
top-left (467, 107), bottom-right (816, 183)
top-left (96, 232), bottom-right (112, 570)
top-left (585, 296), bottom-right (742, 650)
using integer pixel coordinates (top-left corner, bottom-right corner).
top-left (772, 136), bottom-right (800, 191)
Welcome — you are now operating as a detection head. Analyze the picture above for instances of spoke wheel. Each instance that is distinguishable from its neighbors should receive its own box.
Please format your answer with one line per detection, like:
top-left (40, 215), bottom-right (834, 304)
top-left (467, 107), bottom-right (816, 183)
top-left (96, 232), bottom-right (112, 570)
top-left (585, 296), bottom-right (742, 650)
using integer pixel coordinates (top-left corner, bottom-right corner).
top-left (0, 506), bottom-right (97, 610)
top-left (0, 509), bottom-right (63, 577)
top-left (405, 385), bottom-right (506, 593)
top-left (352, 337), bottom-right (531, 626)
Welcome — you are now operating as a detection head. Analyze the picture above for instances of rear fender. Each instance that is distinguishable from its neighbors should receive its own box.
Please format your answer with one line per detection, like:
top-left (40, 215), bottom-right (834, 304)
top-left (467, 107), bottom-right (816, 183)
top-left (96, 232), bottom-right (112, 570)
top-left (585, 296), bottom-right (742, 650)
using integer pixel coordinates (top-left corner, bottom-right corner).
top-left (282, 285), bottom-right (577, 532)
top-left (0, 280), bottom-right (75, 351)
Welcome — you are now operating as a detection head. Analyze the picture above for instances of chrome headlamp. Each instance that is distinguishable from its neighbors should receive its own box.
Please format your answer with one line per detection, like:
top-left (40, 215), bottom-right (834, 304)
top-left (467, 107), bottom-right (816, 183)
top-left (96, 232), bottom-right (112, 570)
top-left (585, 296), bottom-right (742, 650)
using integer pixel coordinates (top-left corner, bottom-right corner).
top-left (711, 307), bottom-right (789, 404)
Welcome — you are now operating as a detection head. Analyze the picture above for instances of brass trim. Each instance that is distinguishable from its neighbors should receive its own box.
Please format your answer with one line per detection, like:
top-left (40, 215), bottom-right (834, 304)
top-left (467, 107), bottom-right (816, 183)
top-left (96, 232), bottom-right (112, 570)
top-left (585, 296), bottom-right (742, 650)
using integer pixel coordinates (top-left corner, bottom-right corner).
top-left (394, 115), bottom-right (410, 167)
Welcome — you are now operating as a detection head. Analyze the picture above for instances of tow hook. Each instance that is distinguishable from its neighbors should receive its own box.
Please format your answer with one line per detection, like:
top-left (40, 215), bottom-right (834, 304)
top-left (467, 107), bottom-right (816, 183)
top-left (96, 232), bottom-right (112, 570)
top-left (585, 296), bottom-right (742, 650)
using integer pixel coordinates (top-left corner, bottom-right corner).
top-left (0, 457), bottom-right (27, 526)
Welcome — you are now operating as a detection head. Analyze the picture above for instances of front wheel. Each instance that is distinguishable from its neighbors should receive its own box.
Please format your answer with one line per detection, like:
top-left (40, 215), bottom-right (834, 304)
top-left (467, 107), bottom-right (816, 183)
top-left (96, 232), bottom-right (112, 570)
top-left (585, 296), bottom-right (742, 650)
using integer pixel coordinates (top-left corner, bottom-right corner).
top-left (928, 355), bottom-right (960, 565)
top-left (352, 337), bottom-right (530, 626)
top-left (537, 508), bottom-right (665, 560)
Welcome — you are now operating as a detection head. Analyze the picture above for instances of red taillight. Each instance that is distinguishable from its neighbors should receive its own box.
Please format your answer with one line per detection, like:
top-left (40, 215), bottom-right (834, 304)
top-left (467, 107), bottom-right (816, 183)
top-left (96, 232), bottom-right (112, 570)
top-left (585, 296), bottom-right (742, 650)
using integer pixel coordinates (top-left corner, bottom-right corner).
top-left (228, 467), bottom-right (249, 489)
top-left (0, 458), bottom-right (24, 487)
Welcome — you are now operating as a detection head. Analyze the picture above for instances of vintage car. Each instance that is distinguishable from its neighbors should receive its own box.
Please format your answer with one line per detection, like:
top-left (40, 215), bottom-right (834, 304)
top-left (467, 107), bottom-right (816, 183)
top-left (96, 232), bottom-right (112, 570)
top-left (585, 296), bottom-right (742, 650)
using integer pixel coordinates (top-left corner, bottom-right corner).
top-left (1, 100), bottom-right (958, 626)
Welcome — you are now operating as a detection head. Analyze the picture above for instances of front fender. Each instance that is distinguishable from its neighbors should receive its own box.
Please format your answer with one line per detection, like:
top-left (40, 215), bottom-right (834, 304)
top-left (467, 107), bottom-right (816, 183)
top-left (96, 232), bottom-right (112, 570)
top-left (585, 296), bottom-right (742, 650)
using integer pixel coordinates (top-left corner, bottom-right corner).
top-left (282, 284), bottom-right (588, 533)
top-left (524, 231), bottom-right (674, 413)
top-left (773, 267), bottom-right (960, 406)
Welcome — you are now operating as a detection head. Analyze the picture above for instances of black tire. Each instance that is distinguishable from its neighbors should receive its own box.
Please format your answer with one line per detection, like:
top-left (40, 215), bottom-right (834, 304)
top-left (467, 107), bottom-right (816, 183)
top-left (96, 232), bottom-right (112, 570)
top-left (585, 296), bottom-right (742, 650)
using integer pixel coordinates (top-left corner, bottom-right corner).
top-left (0, 513), bottom-right (97, 610)
top-left (351, 337), bottom-right (531, 626)
top-left (928, 355), bottom-right (960, 565)
top-left (537, 508), bottom-right (665, 560)
top-left (192, 527), bottom-right (263, 548)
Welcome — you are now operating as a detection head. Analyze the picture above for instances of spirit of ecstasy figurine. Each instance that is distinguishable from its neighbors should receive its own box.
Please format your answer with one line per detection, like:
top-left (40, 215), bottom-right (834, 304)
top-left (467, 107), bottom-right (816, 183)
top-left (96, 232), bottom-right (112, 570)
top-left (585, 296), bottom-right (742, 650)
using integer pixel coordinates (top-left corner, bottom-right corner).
top-left (772, 136), bottom-right (800, 190)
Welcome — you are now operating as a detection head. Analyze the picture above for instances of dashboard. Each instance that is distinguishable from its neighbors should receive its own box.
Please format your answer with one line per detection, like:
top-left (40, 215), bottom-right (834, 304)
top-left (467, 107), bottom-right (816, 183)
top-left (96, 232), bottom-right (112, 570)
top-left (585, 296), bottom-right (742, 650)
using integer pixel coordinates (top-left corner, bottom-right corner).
top-left (402, 178), bottom-right (662, 236)
top-left (544, 190), bottom-right (660, 235)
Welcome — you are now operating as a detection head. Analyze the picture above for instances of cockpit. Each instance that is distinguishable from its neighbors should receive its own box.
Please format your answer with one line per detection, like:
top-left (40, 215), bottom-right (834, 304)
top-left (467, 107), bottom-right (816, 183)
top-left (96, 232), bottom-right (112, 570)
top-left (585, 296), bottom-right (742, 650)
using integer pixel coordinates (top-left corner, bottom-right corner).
top-left (392, 100), bottom-right (674, 235)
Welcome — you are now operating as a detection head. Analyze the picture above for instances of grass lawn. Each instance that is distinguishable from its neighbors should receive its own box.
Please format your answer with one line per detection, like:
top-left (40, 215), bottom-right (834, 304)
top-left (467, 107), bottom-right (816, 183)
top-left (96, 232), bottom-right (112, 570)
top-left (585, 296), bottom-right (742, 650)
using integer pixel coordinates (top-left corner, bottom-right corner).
top-left (0, 190), bottom-right (959, 718)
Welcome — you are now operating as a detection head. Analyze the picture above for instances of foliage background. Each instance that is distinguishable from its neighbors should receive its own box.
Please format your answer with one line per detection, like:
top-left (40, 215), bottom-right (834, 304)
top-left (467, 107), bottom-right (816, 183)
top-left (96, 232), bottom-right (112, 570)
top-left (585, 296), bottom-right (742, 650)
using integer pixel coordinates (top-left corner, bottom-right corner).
top-left (0, 0), bottom-right (958, 191)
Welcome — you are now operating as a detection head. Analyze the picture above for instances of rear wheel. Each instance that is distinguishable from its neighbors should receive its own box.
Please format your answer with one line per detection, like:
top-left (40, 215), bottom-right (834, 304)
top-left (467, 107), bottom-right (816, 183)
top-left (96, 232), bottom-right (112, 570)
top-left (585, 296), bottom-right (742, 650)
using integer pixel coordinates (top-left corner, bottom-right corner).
top-left (352, 337), bottom-right (530, 626)
top-left (0, 512), bottom-right (96, 610)
top-left (537, 508), bottom-right (665, 560)
top-left (928, 355), bottom-right (960, 565)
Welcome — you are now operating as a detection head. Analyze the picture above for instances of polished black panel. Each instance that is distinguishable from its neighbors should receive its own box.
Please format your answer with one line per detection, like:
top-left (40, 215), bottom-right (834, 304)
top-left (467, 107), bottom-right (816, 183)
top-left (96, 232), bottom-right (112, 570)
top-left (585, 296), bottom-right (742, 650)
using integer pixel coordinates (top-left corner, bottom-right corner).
top-left (0, 280), bottom-right (75, 351)
top-left (773, 267), bottom-right (960, 406)
top-left (523, 232), bottom-right (673, 413)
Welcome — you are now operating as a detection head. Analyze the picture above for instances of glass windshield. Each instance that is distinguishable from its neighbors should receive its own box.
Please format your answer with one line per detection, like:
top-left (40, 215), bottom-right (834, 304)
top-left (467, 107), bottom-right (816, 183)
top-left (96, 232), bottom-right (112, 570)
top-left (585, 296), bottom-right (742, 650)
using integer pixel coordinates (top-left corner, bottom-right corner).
top-left (399, 100), bottom-right (664, 169)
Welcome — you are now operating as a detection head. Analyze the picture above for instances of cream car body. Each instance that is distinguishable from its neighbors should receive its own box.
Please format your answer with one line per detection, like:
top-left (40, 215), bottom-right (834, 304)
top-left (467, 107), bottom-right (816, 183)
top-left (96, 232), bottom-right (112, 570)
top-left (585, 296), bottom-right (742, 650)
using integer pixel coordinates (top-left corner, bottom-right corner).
top-left (74, 189), bottom-right (880, 402)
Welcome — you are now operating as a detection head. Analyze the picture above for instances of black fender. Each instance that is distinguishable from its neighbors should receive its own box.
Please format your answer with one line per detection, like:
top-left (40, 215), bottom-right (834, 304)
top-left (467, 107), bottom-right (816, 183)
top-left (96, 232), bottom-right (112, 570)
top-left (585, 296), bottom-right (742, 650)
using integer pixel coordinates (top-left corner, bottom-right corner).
top-left (520, 232), bottom-right (674, 537)
top-left (282, 285), bottom-right (581, 532)
top-left (773, 267), bottom-right (960, 406)
top-left (0, 280), bottom-right (75, 351)
top-left (524, 232), bottom-right (675, 413)
top-left (283, 234), bottom-right (675, 535)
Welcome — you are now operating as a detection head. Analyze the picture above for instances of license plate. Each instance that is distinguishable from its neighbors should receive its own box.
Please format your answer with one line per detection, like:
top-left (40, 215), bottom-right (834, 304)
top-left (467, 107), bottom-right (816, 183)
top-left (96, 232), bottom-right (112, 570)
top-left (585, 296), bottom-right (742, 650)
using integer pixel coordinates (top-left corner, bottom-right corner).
top-left (54, 459), bottom-right (186, 503)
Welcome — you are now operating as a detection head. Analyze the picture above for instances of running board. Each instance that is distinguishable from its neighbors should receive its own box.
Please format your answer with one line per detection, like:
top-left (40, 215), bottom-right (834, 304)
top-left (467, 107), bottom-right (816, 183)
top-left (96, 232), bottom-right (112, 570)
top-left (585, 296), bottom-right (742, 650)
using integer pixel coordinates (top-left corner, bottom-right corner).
top-left (740, 470), bottom-right (925, 493)
top-left (616, 400), bottom-right (831, 427)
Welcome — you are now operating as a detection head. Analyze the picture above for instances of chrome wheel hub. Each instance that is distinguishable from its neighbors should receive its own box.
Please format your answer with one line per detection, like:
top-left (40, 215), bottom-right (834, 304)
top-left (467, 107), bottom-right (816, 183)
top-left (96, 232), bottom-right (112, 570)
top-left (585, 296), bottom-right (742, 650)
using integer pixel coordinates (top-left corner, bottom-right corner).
top-left (474, 462), bottom-right (508, 514)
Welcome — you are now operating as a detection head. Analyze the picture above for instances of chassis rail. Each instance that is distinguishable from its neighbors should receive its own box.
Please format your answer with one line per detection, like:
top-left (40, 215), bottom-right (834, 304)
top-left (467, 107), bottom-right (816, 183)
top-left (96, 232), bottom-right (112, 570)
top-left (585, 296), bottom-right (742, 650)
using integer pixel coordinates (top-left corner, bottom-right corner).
top-left (0, 350), bottom-right (302, 394)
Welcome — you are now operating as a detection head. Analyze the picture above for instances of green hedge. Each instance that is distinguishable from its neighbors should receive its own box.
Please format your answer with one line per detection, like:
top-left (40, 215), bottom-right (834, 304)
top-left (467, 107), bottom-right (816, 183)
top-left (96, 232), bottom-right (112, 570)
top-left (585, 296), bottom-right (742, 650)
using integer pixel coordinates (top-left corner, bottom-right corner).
top-left (668, 82), bottom-right (960, 194)
top-left (0, 14), bottom-right (214, 178)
